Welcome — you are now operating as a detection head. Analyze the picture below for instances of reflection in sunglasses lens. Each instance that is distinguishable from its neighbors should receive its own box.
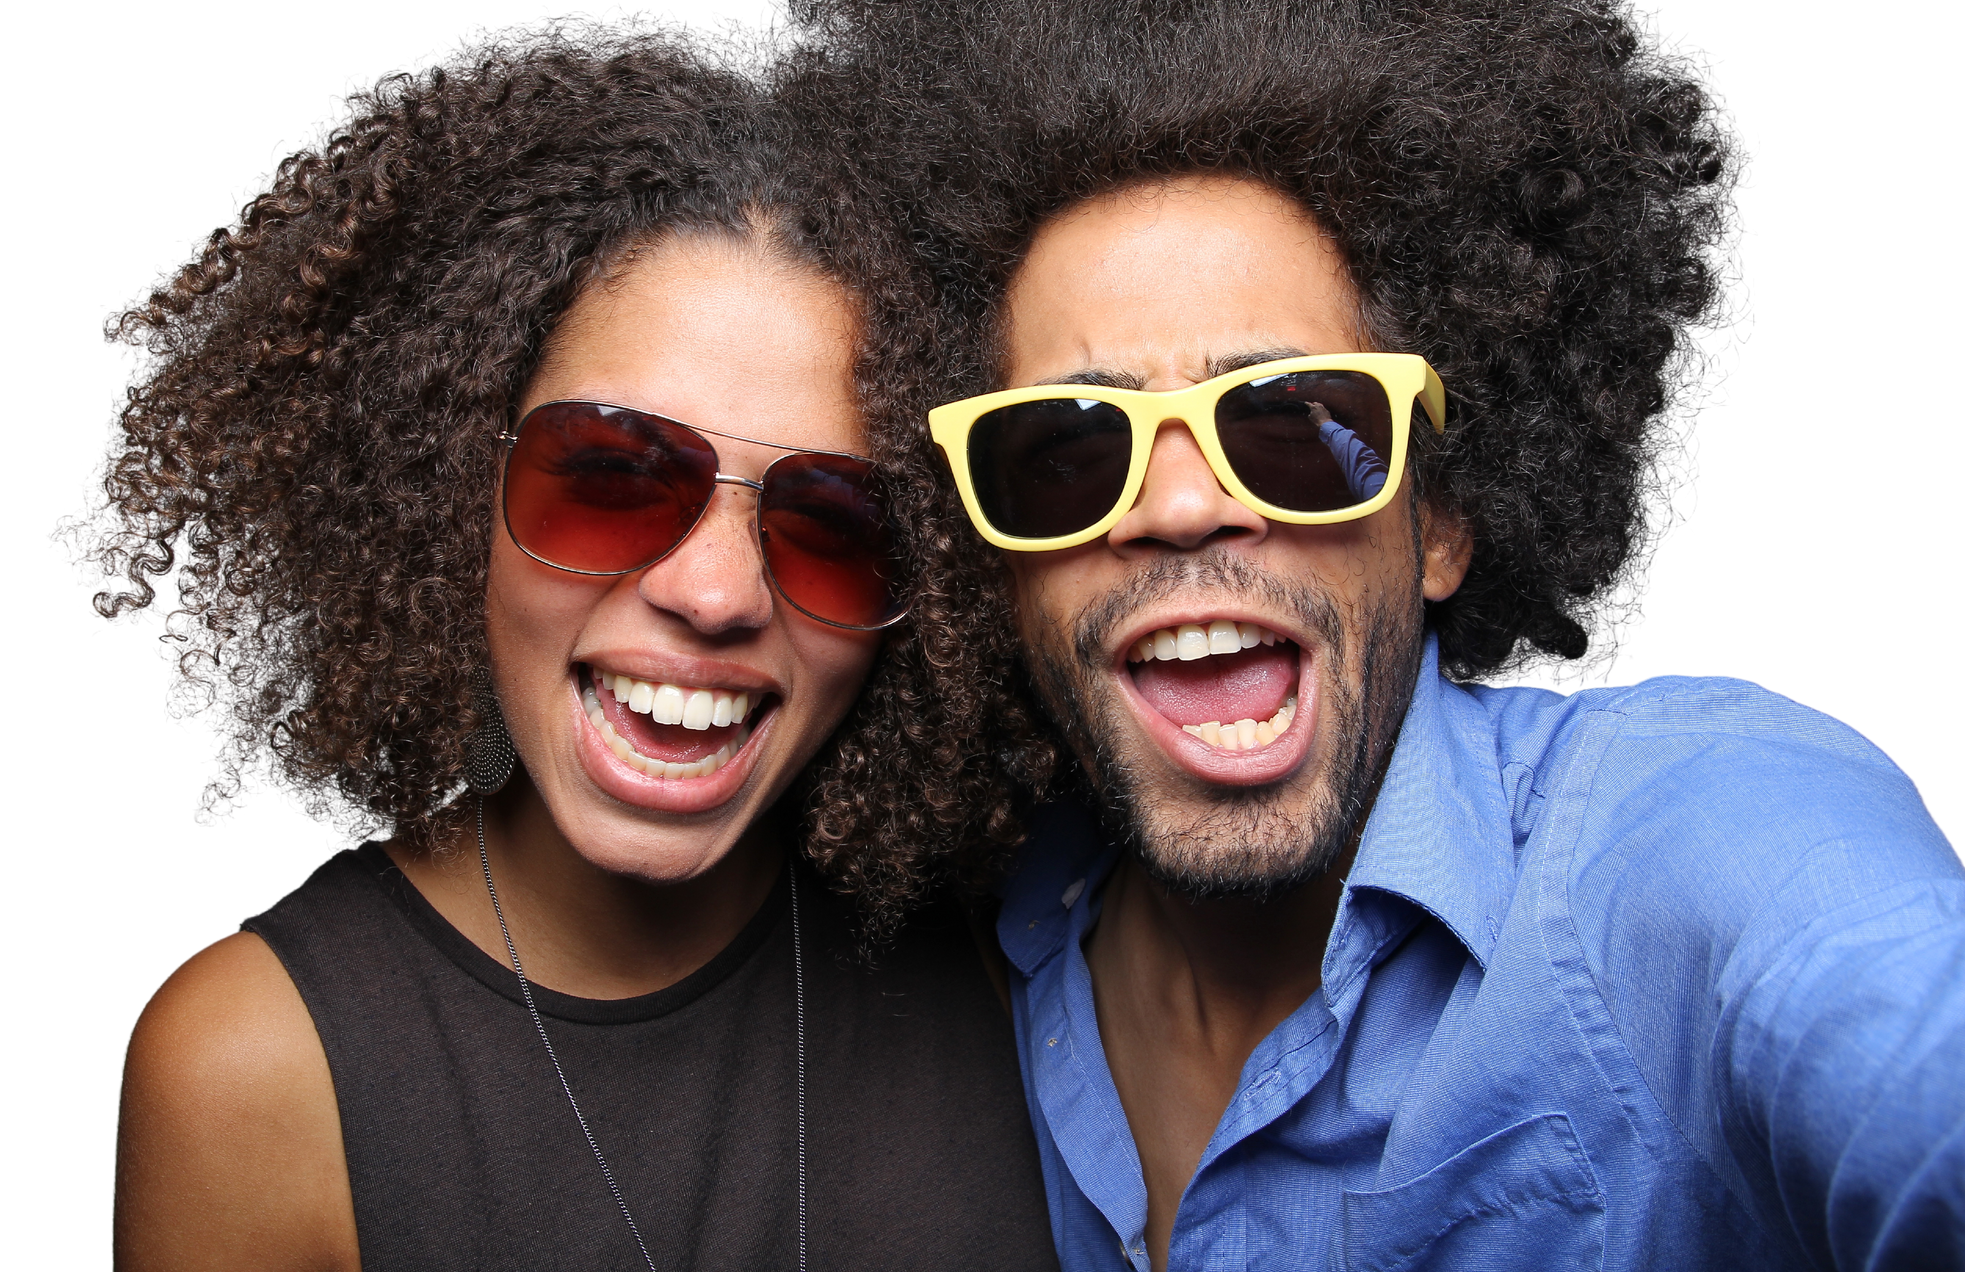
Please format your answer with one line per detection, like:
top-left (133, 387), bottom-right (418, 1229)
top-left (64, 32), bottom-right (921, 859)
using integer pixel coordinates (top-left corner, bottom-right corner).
top-left (505, 404), bottom-right (720, 574)
top-left (969, 397), bottom-right (1132, 539)
top-left (1215, 370), bottom-right (1394, 512)
top-left (760, 454), bottom-right (904, 629)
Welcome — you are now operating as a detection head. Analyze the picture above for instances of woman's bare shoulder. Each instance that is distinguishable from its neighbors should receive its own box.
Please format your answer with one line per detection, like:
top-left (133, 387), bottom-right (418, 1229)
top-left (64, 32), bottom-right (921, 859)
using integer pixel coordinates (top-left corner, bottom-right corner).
top-left (116, 932), bottom-right (359, 1271)
top-left (125, 932), bottom-right (319, 1070)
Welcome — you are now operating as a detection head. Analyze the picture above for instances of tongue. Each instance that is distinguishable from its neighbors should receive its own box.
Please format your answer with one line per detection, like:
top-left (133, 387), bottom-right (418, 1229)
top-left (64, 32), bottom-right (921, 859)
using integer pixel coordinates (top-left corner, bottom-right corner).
top-left (598, 681), bottom-right (745, 763)
top-left (1130, 643), bottom-right (1297, 726)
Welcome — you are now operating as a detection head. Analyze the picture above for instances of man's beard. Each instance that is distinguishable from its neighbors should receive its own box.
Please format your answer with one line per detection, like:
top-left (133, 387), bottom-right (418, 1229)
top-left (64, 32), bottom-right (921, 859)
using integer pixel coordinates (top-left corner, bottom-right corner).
top-left (1023, 548), bottom-right (1427, 903)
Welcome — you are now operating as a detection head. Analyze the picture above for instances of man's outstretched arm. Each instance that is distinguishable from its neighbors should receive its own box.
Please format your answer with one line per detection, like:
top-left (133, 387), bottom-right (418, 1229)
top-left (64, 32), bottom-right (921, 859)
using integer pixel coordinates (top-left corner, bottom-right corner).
top-left (1717, 877), bottom-right (1965, 1268)
top-left (1565, 684), bottom-right (1964, 1269)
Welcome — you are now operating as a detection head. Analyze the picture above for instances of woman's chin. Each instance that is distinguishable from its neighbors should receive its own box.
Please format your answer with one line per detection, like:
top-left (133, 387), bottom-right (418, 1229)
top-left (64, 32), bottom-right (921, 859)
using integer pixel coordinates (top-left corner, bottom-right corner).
top-left (562, 826), bottom-right (756, 888)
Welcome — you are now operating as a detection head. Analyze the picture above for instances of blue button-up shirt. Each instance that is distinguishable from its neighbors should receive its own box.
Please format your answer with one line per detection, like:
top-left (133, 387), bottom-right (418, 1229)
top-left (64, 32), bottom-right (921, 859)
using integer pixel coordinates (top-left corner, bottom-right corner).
top-left (999, 639), bottom-right (1965, 1270)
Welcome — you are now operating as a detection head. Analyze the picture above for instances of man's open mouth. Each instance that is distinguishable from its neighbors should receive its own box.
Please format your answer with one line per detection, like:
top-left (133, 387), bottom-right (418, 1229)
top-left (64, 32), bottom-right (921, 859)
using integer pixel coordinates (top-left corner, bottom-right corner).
top-left (1125, 620), bottom-right (1300, 751)
top-left (579, 665), bottom-right (771, 780)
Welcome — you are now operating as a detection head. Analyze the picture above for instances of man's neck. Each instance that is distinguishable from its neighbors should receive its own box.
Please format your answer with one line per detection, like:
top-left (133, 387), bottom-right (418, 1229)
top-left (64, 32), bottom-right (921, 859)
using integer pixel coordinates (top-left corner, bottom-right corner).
top-left (1091, 855), bottom-right (1346, 1049)
top-left (1085, 847), bottom-right (1354, 1271)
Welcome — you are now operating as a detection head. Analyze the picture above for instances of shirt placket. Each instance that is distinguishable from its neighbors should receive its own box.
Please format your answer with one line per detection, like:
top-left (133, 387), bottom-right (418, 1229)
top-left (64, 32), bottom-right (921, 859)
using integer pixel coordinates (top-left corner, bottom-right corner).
top-left (1050, 901), bottom-right (1156, 1268)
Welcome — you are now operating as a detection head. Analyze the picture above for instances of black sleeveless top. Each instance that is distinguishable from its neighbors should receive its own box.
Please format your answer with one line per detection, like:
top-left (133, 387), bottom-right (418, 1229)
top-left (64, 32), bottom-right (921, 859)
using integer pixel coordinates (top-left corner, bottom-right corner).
top-left (245, 846), bottom-right (1058, 1272)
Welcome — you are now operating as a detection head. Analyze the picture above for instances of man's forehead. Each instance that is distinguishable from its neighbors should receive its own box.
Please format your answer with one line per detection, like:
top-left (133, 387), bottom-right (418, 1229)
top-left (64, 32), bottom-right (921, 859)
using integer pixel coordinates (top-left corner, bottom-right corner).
top-left (999, 175), bottom-right (1364, 390)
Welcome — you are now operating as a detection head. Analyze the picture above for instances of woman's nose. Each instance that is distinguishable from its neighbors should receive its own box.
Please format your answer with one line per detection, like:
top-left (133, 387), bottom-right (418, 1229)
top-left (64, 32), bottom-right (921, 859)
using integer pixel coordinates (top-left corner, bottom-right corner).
top-left (635, 486), bottom-right (775, 633)
top-left (1106, 419), bottom-right (1268, 553)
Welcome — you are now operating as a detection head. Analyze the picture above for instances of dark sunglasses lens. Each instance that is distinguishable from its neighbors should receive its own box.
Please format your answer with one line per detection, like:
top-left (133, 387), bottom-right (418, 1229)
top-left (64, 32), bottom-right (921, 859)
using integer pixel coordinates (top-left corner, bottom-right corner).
top-left (966, 397), bottom-right (1133, 539)
top-left (504, 403), bottom-right (718, 573)
top-left (759, 454), bottom-right (904, 628)
top-left (1214, 371), bottom-right (1395, 512)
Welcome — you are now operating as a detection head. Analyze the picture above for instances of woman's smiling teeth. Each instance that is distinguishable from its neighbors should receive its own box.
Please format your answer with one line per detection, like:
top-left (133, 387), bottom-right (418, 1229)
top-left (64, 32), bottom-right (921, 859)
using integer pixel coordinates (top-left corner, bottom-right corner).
top-left (598, 672), bottom-right (750, 730)
top-left (581, 670), bottom-right (762, 780)
top-left (1128, 620), bottom-right (1283, 663)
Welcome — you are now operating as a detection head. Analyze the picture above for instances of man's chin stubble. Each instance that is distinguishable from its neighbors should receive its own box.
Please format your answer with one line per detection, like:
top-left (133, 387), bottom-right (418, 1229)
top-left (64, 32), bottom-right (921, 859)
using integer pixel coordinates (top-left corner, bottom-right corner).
top-left (1023, 553), bottom-right (1427, 904)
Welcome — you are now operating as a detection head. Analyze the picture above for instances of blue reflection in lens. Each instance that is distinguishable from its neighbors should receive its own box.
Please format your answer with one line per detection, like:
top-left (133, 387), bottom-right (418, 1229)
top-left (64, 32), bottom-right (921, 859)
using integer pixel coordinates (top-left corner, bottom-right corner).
top-left (1317, 418), bottom-right (1388, 501)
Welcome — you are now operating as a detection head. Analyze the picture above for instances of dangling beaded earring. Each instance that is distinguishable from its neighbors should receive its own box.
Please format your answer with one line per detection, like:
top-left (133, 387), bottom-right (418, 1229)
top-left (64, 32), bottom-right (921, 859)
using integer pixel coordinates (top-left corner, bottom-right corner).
top-left (464, 666), bottom-right (517, 794)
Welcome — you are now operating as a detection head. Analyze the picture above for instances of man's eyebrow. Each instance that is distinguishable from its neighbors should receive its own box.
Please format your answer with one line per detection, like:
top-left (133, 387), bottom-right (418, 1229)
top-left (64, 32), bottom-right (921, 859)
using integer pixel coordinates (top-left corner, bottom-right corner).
top-left (1028, 348), bottom-right (1312, 391)
top-left (1034, 368), bottom-right (1149, 390)
top-left (1205, 347), bottom-right (1309, 379)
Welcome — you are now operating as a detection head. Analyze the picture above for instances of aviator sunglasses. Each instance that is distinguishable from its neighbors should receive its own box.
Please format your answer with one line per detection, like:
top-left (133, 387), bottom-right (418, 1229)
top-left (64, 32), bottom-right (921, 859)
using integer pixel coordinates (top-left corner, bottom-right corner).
top-left (928, 353), bottom-right (1447, 550)
top-left (500, 401), bottom-right (907, 630)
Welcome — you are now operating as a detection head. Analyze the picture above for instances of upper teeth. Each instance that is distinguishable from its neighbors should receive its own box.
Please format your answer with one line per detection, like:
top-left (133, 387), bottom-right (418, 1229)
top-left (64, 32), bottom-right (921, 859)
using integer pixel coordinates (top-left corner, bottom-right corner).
top-left (1128, 621), bottom-right (1283, 664)
top-left (582, 683), bottom-right (753, 780)
top-left (598, 672), bottom-right (751, 731)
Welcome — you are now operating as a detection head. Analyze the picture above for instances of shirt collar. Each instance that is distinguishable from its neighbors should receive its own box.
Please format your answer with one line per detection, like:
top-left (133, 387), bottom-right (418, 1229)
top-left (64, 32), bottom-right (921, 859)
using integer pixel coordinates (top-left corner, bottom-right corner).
top-left (998, 800), bottom-right (1119, 978)
top-left (997, 635), bottom-right (1519, 978)
top-left (1338, 635), bottom-right (1518, 974)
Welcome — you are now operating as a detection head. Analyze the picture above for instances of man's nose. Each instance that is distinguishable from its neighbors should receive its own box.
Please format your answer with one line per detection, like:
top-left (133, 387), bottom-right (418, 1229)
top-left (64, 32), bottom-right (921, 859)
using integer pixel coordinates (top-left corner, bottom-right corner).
top-left (635, 486), bottom-right (775, 633)
top-left (1106, 418), bottom-right (1268, 553)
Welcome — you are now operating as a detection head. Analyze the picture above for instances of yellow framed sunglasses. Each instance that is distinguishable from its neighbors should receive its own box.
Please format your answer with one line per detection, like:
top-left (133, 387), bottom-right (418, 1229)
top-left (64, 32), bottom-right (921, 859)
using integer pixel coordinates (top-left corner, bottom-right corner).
top-left (927, 353), bottom-right (1446, 551)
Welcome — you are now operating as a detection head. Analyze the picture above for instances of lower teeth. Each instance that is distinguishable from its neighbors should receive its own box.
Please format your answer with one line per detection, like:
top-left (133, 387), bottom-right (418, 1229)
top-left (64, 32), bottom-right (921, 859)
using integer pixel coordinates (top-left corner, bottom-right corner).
top-left (583, 686), bottom-right (751, 779)
top-left (1182, 696), bottom-right (1298, 751)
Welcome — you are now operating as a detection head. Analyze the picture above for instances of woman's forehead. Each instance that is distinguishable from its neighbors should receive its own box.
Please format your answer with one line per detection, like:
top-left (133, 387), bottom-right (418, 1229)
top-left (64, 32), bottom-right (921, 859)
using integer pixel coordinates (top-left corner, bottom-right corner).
top-left (527, 237), bottom-right (864, 456)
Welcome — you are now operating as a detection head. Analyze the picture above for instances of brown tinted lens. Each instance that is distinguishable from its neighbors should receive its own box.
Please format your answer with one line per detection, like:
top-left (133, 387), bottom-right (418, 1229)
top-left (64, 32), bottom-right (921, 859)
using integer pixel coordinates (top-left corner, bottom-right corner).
top-left (503, 402), bottom-right (718, 573)
top-left (758, 453), bottom-right (904, 629)
top-left (967, 396), bottom-right (1133, 539)
top-left (1213, 370), bottom-right (1394, 512)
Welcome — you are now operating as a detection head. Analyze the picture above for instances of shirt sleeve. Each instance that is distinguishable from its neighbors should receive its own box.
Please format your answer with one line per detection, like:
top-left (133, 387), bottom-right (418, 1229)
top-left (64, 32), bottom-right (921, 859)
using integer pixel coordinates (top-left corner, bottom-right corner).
top-left (1717, 872), bottom-right (1965, 1268)
top-left (1564, 681), bottom-right (1965, 1269)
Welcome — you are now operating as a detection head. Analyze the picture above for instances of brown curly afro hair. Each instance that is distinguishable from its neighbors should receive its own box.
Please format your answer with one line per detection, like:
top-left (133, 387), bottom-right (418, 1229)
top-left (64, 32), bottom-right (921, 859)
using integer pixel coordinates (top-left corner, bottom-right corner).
top-left (93, 0), bottom-right (1736, 918)
top-left (777, 0), bottom-right (1734, 683)
top-left (92, 25), bottom-right (1052, 926)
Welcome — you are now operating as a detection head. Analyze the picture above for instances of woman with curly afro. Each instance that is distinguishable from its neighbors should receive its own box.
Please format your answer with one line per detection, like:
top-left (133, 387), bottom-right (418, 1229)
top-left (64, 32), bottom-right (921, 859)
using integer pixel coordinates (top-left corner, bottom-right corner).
top-left (102, 29), bottom-right (1055, 1272)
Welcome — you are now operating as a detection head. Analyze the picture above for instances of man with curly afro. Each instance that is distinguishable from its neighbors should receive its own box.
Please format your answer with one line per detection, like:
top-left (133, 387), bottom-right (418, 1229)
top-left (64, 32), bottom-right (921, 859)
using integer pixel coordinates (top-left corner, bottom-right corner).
top-left (780, 0), bottom-right (1965, 1267)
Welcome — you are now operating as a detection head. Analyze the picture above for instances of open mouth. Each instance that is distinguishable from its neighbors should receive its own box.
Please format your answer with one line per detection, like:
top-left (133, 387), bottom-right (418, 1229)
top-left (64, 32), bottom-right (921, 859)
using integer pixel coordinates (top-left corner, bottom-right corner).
top-left (1125, 620), bottom-right (1301, 753)
top-left (579, 665), bottom-right (771, 780)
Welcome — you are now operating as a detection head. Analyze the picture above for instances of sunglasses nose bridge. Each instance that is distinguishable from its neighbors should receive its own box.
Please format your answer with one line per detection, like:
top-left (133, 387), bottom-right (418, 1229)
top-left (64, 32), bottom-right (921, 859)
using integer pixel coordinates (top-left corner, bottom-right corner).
top-left (709, 473), bottom-right (772, 556)
top-left (1145, 378), bottom-right (1214, 431)
top-left (1145, 405), bottom-right (1213, 460)
top-left (709, 474), bottom-right (769, 548)
top-left (1151, 409), bottom-right (1200, 431)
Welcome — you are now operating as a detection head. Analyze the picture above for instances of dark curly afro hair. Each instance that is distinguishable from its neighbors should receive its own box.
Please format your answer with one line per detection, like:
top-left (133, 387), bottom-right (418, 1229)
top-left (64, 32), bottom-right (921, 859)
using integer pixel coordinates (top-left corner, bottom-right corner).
top-left (778, 0), bottom-right (1734, 685)
top-left (91, 24), bottom-right (1051, 926)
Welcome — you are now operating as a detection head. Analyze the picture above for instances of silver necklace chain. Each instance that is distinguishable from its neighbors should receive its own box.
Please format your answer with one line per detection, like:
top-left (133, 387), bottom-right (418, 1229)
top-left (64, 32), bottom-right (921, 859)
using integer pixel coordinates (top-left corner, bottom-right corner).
top-left (475, 798), bottom-right (808, 1271)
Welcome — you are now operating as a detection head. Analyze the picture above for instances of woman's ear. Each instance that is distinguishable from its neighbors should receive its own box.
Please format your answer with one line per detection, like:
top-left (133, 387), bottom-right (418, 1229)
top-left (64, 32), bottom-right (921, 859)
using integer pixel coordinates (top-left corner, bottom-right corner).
top-left (1418, 500), bottom-right (1473, 602)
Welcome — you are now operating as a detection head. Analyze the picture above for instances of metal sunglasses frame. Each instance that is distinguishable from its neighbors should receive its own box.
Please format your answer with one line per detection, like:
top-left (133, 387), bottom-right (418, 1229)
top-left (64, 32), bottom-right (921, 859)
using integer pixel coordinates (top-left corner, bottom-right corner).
top-left (499, 400), bottom-right (908, 631)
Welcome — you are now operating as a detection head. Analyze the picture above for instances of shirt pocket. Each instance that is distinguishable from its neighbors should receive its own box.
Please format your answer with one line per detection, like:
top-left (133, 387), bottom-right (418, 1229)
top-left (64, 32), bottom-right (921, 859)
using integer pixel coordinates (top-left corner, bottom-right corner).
top-left (1335, 1112), bottom-right (1605, 1272)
